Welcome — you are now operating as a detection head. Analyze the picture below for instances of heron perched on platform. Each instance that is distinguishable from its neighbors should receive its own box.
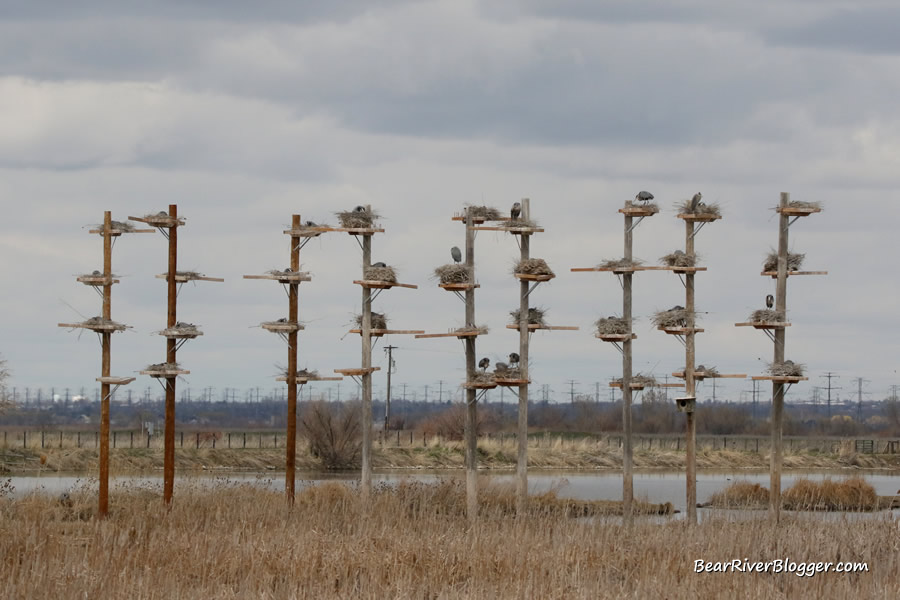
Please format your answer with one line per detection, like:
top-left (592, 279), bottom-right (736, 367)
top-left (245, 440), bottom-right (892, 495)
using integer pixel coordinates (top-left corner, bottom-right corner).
top-left (92, 270), bottom-right (101, 275)
top-left (690, 192), bottom-right (702, 212)
top-left (305, 220), bottom-right (317, 227)
top-left (479, 357), bottom-right (490, 372)
top-left (372, 262), bottom-right (387, 268)
top-left (766, 294), bottom-right (774, 309)
top-left (635, 191), bottom-right (654, 203)
top-left (353, 205), bottom-right (366, 212)
top-left (510, 202), bottom-right (522, 220)
top-left (451, 246), bottom-right (462, 264)
top-left (508, 352), bottom-right (519, 366)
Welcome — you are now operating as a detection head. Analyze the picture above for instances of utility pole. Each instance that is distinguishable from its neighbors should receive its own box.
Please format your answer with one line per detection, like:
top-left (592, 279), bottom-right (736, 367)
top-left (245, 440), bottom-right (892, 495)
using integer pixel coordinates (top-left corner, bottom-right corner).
top-left (567, 380), bottom-right (577, 404)
top-left (820, 372), bottom-right (841, 418)
top-left (384, 345), bottom-right (396, 430)
top-left (853, 377), bottom-right (869, 422)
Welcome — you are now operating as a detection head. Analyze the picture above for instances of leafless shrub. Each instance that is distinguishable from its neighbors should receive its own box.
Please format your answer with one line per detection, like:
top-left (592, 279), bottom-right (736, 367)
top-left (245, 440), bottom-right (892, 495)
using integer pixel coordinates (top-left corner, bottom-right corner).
top-left (300, 401), bottom-right (362, 469)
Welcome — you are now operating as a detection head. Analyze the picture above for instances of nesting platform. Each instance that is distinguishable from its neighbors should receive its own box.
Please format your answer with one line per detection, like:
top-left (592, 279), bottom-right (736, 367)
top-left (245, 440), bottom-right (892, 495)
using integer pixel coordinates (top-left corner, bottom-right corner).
top-left (760, 270), bottom-right (828, 278)
top-left (317, 227), bottom-right (384, 236)
top-left (752, 375), bottom-right (808, 383)
top-left (671, 372), bottom-right (746, 381)
top-left (155, 273), bottom-right (225, 283)
top-left (439, 283), bottom-right (479, 291)
top-left (494, 378), bottom-right (530, 387)
top-left (595, 333), bottom-right (637, 342)
top-left (462, 380), bottom-right (498, 390)
top-left (416, 329), bottom-right (486, 339)
top-left (353, 280), bottom-right (418, 290)
top-left (58, 321), bottom-right (129, 333)
top-left (451, 214), bottom-right (488, 225)
top-left (77, 275), bottom-right (120, 286)
top-left (95, 377), bottom-right (136, 385)
top-left (244, 272), bottom-right (312, 284)
top-left (261, 322), bottom-right (305, 333)
top-left (283, 226), bottom-right (338, 237)
top-left (658, 327), bottom-right (705, 335)
top-left (505, 324), bottom-right (579, 331)
top-left (275, 375), bottom-right (343, 383)
top-left (735, 321), bottom-right (791, 330)
top-left (777, 206), bottom-right (822, 217)
top-left (667, 267), bottom-right (707, 274)
top-left (89, 226), bottom-right (155, 236)
top-left (610, 381), bottom-right (683, 391)
top-left (618, 206), bottom-right (659, 217)
top-left (140, 367), bottom-right (190, 378)
top-left (470, 225), bottom-right (545, 234)
top-left (514, 273), bottom-right (555, 282)
top-left (158, 328), bottom-right (203, 339)
top-left (334, 367), bottom-right (381, 376)
top-left (571, 266), bottom-right (658, 275)
top-left (677, 213), bottom-right (722, 223)
top-left (129, 214), bottom-right (186, 228)
top-left (347, 329), bottom-right (424, 338)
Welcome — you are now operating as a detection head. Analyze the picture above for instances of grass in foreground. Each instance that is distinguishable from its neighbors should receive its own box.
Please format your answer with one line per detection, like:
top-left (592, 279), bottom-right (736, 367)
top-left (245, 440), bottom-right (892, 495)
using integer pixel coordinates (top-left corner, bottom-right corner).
top-left (1, 479), bottom-right (898, 599)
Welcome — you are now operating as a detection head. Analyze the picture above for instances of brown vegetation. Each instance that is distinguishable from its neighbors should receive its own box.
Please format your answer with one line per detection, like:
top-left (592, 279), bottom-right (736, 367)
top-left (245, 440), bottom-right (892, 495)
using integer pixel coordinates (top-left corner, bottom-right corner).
top-left (299, 401), bottom-right (361, 469)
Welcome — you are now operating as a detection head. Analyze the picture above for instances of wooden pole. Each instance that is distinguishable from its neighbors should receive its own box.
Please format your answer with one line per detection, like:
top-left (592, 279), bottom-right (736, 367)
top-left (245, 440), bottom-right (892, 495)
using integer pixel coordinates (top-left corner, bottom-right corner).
top-left (286, 214), bottom-right (300, 504)
top-left (771, 192), bottom-right (790, 521)
top-left (99, 211), bottom-right (112, 518)
top-left (163, 204), bottom-right (177, 506)
top-left (684, 218), bottom-right (697, 524)
top-left (516, 199), bottom-right (531, 515)
top-left (361, 223), bottom-right (373, 501)
top-left (464, 207), bottom-right (478, 521)
top-left (622, 210), bottom-right (634, 524)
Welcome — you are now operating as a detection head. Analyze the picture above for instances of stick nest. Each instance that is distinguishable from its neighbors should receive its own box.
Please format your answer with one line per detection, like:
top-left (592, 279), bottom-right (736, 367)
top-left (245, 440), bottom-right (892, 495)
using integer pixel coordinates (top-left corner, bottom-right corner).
top-left (509, 307), bottom-right (547, 326)
top-left (79, 317), bottom-right (128, 331)
top-left (336, 208), bottom-right (380, 229)
top-left (768, 360), bottom-right (805, 377)
top-left (493, 364), bottom-right (522, 379)
top-left (763, 251), bottom-right (804, 272)
top-left (626, 201), bottom-right (659, 213)
top-left (598, 257), bottom-right (644, 270)
top-left (466, 205), bottom-right (502, 221)
top-left (693, 364), bottom-right (719, 378)
top-left (364, 266), bottom-right (397, 283)
top-left (749, 309), bottom-right (785, 323)
top-left (454, 325), bottom-right (489, 335)
top-left (356, 312), bottom-right (388, 330)
top-left (614, 374), bottom-right (656, 387)
top-left (502, 217), bottom-right (539, 229)
top-left (652, 307), bottom-right (694, 329)
top-left (298, 221), bottom-right (329, 236)
top-left (514, 258), bottom-right (554, 277)
top-left (142, 212), bottom-right (180, 226)
top-left (162, 322), bottom-right (201, 335)
top-left (595, 316), bottom-right (629, 335)
top-left (267, 268), bottom-right (304, 281)
top-left (660, 251), bottom-right (697, 268)
top-left (280, 366), bottom-right (319, 379)
top-left (92, 220), bottom-right (136, 232)
top-left (677, 200), bottom-right (721, 217)
top-left (434, 264), bottom-right (470, 284)
top-left (174, 270), bottom-right (205, 281)
top-left (787, 200), bottom-right (823, 210)
top-left (470, 371), bottom-right (496, 384)
top-left (145, 362), bottom-right (181, 373)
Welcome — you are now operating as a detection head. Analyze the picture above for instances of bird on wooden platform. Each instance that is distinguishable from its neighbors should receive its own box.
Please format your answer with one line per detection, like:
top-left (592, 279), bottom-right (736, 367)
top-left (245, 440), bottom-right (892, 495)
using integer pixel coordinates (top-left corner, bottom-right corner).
top-left (696, 364), bottom-right (706, 374)
top-left (479, 357), bottom-right (490, 372)
top-left (766, 294), bottom-right (774, 309)
top-left (508, 352), bottom-right (520, 367)
top-left (277, 317), bottom-right (288, 323)
top-left (305, 220), bottom-right (317, 227)
top-left (510, 202), bottom-right (522, 220)
top-left (494, 362), bottom-right (509, 373)
top-left (690, 192), bottom-right (702, 212)
top-left (372, 262), bottom-right (387, 267)
top-left (635, 191), bottom-right (654, 203)
top-left (92, 270), bottom-right (101, 276)
top-left (451, 246), bottom-right (462, 264)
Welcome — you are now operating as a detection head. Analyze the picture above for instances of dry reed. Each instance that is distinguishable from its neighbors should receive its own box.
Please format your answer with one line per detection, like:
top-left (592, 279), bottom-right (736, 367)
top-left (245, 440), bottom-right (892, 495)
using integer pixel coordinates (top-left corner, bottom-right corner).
top-left (514, 258), bottom-right (554, 277)
top-left (433, 264), bottom-right (470, 284)
top-left (509, 307), bottom-right (546, 326)
top-left (660, 250), bottom-right (696, 268)
top-left (595, 316), bottom-right (629, 335)
top-left (364, 265), bottom-right (397, 283)
top-left (782, 476), bottom-right (880, 511)
top-left (763, 251), bottom-right (804, 272)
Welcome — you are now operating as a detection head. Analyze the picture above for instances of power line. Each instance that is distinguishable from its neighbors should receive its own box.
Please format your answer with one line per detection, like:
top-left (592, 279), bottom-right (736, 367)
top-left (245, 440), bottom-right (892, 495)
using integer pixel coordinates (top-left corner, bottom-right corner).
top-left (819, 372), bottom-right (841, 417)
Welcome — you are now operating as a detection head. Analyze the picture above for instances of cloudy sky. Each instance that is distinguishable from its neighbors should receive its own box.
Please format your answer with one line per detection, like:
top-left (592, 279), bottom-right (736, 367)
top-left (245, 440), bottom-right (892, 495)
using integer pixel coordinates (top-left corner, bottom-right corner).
top-left (1, 0), bottom-right (897, 405)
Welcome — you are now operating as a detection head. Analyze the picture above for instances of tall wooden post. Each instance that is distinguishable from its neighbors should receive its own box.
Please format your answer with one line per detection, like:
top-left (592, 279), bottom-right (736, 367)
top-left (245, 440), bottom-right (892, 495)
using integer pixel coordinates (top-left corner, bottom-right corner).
top-left (361, 229), bottom-right (373, 500)
top-left (684, 219), bottom-right (697, 524)
top-left (286, 215), bottom-right (300, 504)
top-left (99, 211), bottom-right (112, 517)
top-left (622, 212), bottom-right (634, 524)
top-left (516, 199), bottom-right (531, 514)
top-left (163, 204), bottom-right (178, 506)
top-left (464, 208), bottom-right (478, 521)
top-left (771, 192), bottom-right (790, 521)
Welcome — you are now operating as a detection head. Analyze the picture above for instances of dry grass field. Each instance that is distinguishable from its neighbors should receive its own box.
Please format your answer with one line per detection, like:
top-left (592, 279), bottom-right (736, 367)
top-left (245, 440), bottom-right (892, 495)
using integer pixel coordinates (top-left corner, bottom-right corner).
top-left (1, 479), bottom-right (898, 599)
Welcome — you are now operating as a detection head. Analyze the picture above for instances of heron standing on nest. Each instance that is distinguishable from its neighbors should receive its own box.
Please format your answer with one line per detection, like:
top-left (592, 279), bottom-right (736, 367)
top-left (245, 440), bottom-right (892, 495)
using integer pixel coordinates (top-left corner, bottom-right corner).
top-left (510, 202), bottom-right (521, 220)
top-left (508, 352), bottom-right (519, 367)
top-left (451, 246), bottom-right (462, 264)
top-left (353, 205), bottom-right (366, 212)
top-left (479, 357), bottom-right (490, 372)
top-left (635, 191), bottom-right (654, 203)
top-left (372, 262), bottom-right (386, 268)
top-left (766, 294), bottom-right (774, 309)
top-left (690, 192), bottom-right (702, 212)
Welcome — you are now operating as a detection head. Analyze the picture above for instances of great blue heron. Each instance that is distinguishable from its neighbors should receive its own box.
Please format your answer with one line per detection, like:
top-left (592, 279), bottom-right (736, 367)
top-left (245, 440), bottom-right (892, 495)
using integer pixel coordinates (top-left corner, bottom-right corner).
top-left (479, 357), bottom-right (490, 371)
top-left (372, 262), bottom-right (387, 268)
top-left (690, 192), bottom-right (702, 212)
top-left (353, 205), bottom-right (366, 212)
top-left (277, 317), bottom-right (287, 323)
top-left (495, 362), bottom-right (509, 373)
top-left (305, 220), bottom-right (317, 227)
top-left (451, 246), bottom-right (462, 264)
top-left (635, 191), bottom-right (654, 203)
top-left (671, 305), bottom-right (685, 311)
top-left (697, 364), bottom-right (707, 373)
top-left (92, 270), bottom-right (101, 275)
top-left (511, 202), bottom-right (522, 220)
top-left (766, 294), bottom-right (774, 309)
top-left (508, 352), bottom-right (520, 366)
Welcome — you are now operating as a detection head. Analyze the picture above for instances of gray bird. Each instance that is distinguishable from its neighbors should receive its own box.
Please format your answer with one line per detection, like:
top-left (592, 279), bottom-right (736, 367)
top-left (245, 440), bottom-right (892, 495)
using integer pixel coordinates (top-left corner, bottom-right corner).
top-left (305, 220), bottom-right (317, 227)
top-left (635, 191), bottom-right (654, 203)
top-left (671, 305), bottom-right (685, 311)
top-left (697, 364), bottom-right (707, 374)
top-left (508, 352), bottom-right (520, 366)
top-left (494, 362), bottom-right (509, 373)
top-left (92, 270), bottom-right (101, 276)
top-left (479, 357), bottom-right (490, 372)
top-left (450, 246), bottom-right (462, 264)
top-left (353, 205), bottom-right (366, 212)
top-left (510, 202), bottom-right (522, 220)
top-left (277, 317), bottom-right (287, 323)
top-left (766, 294), bottom-right (774, 309)
top-left (58, 492), bottom-right (73, 508)
top-left (690, 192), bottom-right (702, 212)
top-left (372, 262), bottom-right (387, 268)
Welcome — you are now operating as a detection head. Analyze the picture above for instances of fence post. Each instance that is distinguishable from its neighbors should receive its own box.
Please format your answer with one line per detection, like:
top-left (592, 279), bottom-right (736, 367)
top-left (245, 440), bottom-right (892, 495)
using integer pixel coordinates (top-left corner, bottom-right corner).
top-left (196, 432), bottom-right (200, 449)
top-left (180, 431), bottom-right (184, 448)
top-left (243, 432), bottom-right (247, 449)
top-left (95, 431), bottom-right (98, 448)
top-left (397, 430), bottom-right (400, 446)
top-left (147, 431), bottom-right (151, 448)
top-left (274, 434), bottom-right (277, 448)
top-left (212, 435), bottom-right (216, 449)
top-left (77, 432), bottom-right (81, 448)
top-left (59, 431), bottom-right (63, 449)
top-left (23, 431), bottom-right (27, 449)
top-left (130, 431), bottom-right (134, 448)
top-left (113, 431), bottom-right (117, 449)
top-left (228, 433), bottom-right (231, 449)
top-left (41, 431), bottom-right (45, 449)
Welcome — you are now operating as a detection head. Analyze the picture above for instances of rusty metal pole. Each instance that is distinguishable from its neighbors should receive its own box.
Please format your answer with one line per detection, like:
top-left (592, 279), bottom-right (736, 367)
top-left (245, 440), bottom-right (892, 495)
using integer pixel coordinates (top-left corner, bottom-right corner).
top-left (286, 215), bottom-right (300, 504)
top-left (99, 211), bottom-right (112, 517)
top-left (771, 192), bottom-right (790, 521)
top-left (516, 199), bottom-right (531, 515)
top-left (163, 204), bottom-right (177, 505)
top-left (622, 210), bottom-right (634, 525)
top-left (684, 219), bottom-right (697, 525)
top-left (361, 226), bottom-right (373, 501)
top-left (464, 208), bottom-right (478, 521)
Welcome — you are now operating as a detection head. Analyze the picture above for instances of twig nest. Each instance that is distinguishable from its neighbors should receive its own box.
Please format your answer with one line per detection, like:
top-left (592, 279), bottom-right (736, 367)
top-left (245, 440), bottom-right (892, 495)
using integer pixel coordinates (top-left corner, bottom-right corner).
top-left (146, 361), bottom-right (180, 372)
top-left (434, 264), bottom-right (470, 284)
top-left (625, 201), bottom-right (659, 213)
top-left (749, 309), bottom-right (785, 323)
top-left (514, 258), bottom-right (554, 277)
top-left (174, 270), bottom-right (204, 281)
top-left (466, 205), bottom-right (502, 221)
top-left (364, 265), bottom-right (397, 283)
top-left (660, 250), bottom-right (696, 268)
top-left (595, 316), bottom-right (629, 335)
top-left (283, 367), bottom-right (319, 378)
top-left (599, 257), bottom-right (644, 270)
top-left (81, 316), bottom-right (127, 330)
top-left (678, 199), bottom-right (721, 217)
top-left (336, 207), bottom-right (379, 228)
top-left (166, 322), bottom-right (200, 334)
top-left (768, 360), bottom-right (805, 377)
top-left (763, 251), bottom-right (804, 272)
top-left (454, 325), bottom-right (489, 335)
top-left (470, 371), bottom-right (496, 383)
top-left (93, 220), bottom-right (136, 232)
top-left (614, 374), bottom-right (656, 386)
top-left (356, 312), bottom-right (388, 330)
top-left (503, 217), bottom-right (539, 228)
top-left (652, 307), bottom-right (694, 328)
top-left (786, 200), bottom-right (823, 210)
top-left (509, 307), bottom-right (546, 326)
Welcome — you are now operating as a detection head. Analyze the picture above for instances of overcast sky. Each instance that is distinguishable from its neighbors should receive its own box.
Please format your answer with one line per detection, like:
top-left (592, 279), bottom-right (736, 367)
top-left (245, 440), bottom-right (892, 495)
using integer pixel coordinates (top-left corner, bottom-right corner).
top-left (1, 0), bottom-right (898, 405)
